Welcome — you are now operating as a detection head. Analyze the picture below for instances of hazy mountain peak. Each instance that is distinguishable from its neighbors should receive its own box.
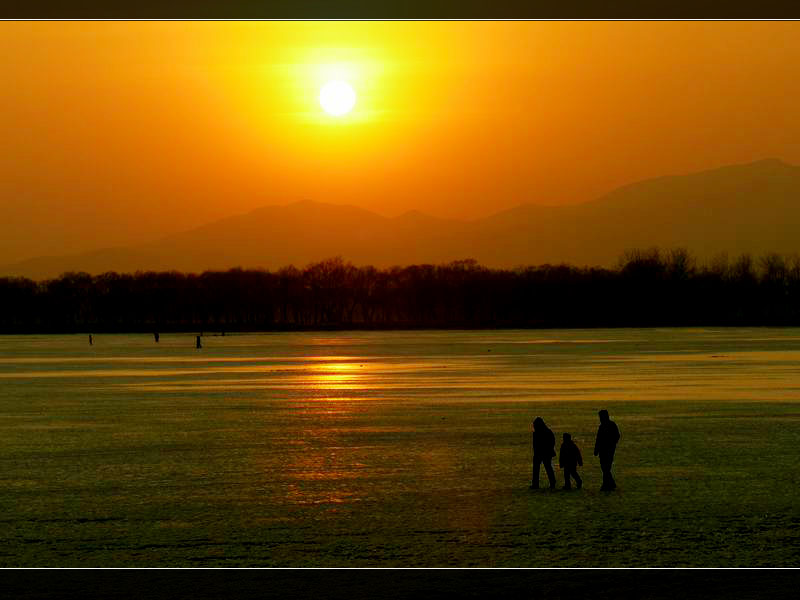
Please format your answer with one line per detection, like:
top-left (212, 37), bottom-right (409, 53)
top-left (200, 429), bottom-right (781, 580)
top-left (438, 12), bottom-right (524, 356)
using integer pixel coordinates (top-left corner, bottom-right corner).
top-left (5, 158), bottom-right (800, 279)
top-left (393, 209), bottom-right (465, 225)
top-left (746, 157), bottom-right (790, 167)
top-left (397, 209), bottom-right (426, 218)
top-left (699, 157), bottom-right (795, 176)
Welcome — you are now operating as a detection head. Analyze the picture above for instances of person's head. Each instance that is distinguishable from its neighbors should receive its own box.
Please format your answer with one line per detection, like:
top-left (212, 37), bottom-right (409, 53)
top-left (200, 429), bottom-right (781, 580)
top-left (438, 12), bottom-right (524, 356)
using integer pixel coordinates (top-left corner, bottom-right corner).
top-left (533, 416), bottom-right (544, 430)
top-left (598, 409), bottom-right (610, 423)
top-left (563, 432), bottom-right (571, 442)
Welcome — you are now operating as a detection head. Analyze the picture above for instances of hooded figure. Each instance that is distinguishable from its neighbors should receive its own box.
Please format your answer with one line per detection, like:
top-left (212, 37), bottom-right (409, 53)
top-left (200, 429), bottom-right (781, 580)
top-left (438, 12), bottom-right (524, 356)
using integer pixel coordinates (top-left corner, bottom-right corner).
top-left (594, 409), bottom-right (621, 491)
top-left (531, 417), bottom-right (557, 490)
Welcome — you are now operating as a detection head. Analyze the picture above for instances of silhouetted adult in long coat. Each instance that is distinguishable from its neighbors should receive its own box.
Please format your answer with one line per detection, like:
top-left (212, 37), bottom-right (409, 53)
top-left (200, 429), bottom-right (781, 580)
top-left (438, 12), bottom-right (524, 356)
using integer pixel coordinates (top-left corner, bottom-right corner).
top-left (530, 417), bottom-right (557, 489)
top-left (594, 409), bottom-right (620, 491)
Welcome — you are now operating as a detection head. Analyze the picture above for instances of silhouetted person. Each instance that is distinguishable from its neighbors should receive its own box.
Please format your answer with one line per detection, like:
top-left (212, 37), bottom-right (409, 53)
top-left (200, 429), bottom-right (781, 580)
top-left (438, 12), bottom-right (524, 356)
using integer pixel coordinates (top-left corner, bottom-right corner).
top-left (88, 334), bottom-right (93, 346)
top-left (559, 433), bottom-right (583, 490)
top-left (154, 332), bottom-right (159, 343)
top-left (594, 409), bottom-right (620, 491)
top-left (530, 416), bottom-right (556, 490)
top-left (196, 335), bottom-right (202, 349)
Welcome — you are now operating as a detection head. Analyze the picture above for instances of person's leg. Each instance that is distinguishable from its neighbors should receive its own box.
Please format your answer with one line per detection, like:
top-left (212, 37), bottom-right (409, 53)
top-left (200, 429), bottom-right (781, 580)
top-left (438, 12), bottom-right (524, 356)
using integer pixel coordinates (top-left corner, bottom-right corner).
top-left (599, 456), bottom-right (609, 490)
top-left (531, 456), bottom-right (542, 488)
top-left (573, 469), bottom-right (582, 489)
top-left (605, 452), bottom-right (616, 489)
top-left (607, 460), bottom-right (616, 489)
top-left (544, 459), bottom-right (556, 489)
top-left (563, 468), bottom-right (571, 490)
top-left (600, 454), bottom-right (615, 490)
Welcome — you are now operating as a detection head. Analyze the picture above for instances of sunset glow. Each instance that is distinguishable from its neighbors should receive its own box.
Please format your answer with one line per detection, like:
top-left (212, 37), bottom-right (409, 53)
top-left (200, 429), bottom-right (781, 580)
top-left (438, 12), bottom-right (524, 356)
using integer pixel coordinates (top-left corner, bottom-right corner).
top-left (3, 21), bottom-right (800, 267)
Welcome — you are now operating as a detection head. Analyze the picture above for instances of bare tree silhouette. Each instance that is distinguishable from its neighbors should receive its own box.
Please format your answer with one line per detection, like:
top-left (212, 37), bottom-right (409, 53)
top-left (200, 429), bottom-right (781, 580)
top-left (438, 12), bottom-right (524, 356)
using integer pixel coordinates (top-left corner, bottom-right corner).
top-left (2, 248), bottom-right (800, 332)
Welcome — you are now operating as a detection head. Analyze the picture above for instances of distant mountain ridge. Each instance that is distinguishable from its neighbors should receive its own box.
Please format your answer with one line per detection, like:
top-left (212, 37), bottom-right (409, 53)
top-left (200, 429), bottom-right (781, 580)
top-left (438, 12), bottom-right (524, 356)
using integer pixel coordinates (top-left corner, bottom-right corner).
top-left (4, 158), bottom-right (800, 280)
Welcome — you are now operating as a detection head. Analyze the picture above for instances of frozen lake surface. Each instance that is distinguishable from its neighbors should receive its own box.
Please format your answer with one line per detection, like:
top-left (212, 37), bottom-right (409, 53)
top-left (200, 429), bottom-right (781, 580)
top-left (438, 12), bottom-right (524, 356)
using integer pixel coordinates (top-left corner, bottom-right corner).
top-left (2, 328), bottom-right (799, 566)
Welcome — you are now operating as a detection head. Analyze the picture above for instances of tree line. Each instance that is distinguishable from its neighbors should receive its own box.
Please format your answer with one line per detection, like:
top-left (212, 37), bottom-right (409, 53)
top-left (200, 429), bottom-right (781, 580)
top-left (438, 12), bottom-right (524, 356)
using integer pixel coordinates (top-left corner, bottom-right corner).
top-left (1, 248), bottom-right (800, 333)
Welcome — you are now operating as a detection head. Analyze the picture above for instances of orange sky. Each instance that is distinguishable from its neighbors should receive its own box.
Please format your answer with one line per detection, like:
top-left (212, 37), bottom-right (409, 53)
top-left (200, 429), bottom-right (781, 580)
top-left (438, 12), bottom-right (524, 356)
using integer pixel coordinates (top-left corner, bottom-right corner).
top-left (2, 21), bottom-right (800, 262)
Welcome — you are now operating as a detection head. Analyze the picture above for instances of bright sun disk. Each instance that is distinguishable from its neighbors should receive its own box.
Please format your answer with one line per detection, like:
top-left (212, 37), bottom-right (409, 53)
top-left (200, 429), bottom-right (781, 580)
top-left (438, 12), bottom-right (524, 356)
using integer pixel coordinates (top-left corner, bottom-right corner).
top-left (319, 80), bottom-right (356, 116)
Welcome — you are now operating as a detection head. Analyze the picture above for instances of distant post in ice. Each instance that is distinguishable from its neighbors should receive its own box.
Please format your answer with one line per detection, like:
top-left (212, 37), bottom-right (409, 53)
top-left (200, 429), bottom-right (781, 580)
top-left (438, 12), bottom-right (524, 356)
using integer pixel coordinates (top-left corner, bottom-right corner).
top-left (196, 335), bottom-right (202, 349)
top-left (89, 334), bottom-right (93, 345)
top-left (154, 332), bottom-right (160, 343)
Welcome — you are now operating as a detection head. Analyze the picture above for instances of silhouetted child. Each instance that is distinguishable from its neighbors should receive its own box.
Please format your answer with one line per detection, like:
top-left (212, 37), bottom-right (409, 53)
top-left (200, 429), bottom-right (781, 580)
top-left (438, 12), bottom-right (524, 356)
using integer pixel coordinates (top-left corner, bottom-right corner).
top-left (559, 433), bottom-right (583, 490)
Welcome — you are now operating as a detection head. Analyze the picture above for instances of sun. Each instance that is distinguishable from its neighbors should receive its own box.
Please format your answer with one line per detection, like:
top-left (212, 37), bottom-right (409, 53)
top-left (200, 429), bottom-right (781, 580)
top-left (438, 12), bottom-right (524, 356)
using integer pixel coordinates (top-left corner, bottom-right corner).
top-left (319, 80), bottom-right (356, 117)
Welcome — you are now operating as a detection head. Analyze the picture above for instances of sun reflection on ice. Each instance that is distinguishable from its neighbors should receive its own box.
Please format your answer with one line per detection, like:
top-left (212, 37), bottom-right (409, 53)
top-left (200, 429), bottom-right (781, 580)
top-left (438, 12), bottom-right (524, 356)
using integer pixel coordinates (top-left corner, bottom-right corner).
top-left (303, 360), bottom-right (370, 392)
top-left (278, 358), bottom-right (374, 507)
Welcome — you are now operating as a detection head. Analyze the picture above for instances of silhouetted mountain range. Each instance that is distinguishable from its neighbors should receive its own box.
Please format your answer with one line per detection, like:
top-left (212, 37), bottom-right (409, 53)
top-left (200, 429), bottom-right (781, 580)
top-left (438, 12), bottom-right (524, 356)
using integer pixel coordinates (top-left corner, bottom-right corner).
top-left (4, 158), bottom-right (800, 279)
